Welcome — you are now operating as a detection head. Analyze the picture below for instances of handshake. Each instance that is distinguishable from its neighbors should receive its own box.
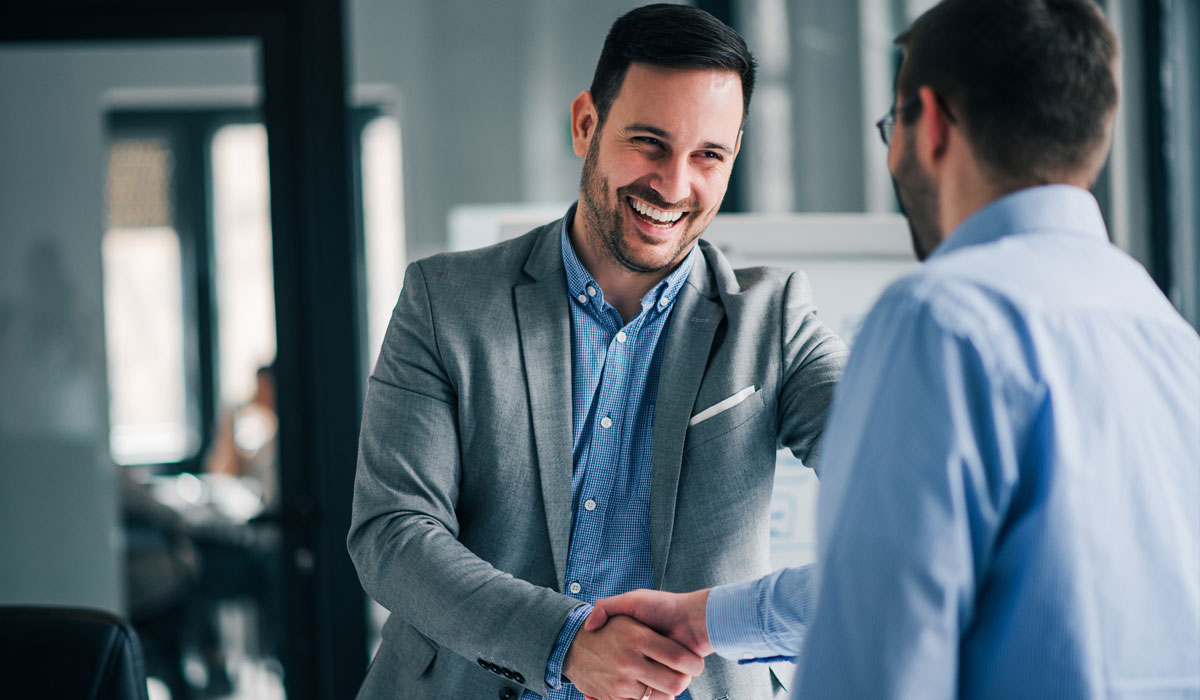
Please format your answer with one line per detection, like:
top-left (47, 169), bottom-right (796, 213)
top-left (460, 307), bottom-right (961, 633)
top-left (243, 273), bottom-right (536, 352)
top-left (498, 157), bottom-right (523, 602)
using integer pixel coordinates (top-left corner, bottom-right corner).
top-left (562, 588), bottom-right (713, 700)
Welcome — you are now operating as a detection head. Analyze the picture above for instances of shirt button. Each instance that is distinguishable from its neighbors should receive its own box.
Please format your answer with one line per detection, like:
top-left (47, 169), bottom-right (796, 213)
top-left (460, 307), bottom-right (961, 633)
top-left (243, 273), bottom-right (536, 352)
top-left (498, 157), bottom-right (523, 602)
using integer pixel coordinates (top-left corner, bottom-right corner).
top-left (576, 293), bottom-right (587, 304)
top-left (615, 331), bottom-right (627, 343)
top-left (584, 499), bottom-right (596, 511)
top-left (569, 582), bottom-right (582, 594)
top-left (600, 416), bottom-right (612, 429)
top-left (586, 285), bottom-right (597, 297)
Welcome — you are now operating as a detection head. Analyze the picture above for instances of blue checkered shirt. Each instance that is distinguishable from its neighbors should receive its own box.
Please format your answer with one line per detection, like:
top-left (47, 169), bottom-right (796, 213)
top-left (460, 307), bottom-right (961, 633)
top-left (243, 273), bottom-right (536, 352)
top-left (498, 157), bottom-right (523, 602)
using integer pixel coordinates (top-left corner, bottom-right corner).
top-left (527, 204), bottom-right (698, 700)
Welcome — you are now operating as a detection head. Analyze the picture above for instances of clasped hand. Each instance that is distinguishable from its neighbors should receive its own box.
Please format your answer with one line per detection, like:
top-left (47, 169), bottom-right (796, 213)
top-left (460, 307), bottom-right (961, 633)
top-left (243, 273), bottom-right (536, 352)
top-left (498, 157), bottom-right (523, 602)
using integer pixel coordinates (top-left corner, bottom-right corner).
top-left (565, 589), bottom-right (711, 700)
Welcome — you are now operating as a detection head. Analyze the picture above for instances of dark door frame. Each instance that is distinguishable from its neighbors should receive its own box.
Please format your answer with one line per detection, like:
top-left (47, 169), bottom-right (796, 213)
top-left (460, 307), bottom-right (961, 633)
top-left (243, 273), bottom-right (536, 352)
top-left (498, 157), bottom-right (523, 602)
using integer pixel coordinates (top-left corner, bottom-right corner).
top-left (1, 3), bottom-right (368, 699)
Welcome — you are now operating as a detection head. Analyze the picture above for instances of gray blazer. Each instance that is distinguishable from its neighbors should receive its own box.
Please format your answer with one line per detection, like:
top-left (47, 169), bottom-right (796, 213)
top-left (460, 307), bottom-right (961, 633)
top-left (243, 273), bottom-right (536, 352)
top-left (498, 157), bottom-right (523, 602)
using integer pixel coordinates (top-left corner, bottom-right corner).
top-left (349, 220), bottom-right (847, 700)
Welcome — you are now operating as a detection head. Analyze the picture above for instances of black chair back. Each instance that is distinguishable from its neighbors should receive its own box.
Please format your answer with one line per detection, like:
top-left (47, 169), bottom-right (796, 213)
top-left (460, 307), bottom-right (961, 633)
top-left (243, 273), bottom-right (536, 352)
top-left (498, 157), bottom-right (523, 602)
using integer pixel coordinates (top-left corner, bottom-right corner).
top-left (0, 606), bottom-right (150, 700)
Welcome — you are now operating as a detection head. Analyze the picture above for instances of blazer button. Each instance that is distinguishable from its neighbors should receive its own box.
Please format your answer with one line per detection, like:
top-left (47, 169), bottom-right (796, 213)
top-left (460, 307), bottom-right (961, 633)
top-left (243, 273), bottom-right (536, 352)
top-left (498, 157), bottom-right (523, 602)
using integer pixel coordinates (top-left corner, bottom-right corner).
top-left (499, 689), bottom-right (516, 700)
top-left (501, 669), bottom-right (514, 680)
top-left (513, 672), bottom-right (525, 684)
top-left (477, 658), bottom-right (489, 670)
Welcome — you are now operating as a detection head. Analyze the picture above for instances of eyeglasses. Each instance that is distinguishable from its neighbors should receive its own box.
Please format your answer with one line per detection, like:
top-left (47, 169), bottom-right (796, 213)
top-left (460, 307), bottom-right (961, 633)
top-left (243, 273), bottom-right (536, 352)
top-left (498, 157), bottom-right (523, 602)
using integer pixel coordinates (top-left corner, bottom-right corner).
top-left (874, 93), bottom-right (956, 146)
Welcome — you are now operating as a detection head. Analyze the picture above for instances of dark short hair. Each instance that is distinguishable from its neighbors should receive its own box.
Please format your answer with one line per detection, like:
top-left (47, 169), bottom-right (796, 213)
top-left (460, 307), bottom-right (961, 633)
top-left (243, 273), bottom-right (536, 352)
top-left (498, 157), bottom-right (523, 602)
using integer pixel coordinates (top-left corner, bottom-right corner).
top-left (590, 3), bottom-right (756, 126)
top-left (896, 0), bottom-right (1118, 184)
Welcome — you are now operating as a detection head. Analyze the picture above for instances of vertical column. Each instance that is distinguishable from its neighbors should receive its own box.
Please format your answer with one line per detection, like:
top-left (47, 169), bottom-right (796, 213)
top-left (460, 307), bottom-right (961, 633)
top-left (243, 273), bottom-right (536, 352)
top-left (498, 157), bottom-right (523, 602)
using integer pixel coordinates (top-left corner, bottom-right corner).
top-left (263, 0), bottom-right (368, 696)
top-left (788, 1), bottom-right (865, 212)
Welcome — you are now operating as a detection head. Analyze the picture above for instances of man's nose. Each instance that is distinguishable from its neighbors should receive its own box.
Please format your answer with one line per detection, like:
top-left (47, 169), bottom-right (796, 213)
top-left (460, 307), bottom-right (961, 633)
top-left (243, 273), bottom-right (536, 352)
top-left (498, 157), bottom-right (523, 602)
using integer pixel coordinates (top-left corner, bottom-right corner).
top-left (651, 155), bottom-right (691, 205)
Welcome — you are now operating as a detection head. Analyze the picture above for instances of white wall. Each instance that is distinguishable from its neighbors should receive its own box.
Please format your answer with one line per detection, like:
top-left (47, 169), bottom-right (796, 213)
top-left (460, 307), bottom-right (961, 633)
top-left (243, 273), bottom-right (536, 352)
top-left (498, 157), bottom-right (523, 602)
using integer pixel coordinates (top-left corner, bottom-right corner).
top-left (0, 42), bottom-right (255, 612)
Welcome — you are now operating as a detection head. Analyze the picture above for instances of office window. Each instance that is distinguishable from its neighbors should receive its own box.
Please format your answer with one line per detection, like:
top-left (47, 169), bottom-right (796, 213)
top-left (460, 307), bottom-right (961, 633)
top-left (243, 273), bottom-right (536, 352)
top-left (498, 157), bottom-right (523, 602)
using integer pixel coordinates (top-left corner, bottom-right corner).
top-left (103, 107), bottom-right (401, 469)
top-left (211, 123), bottom-right (276, 406)
top-left (103, 137), bottom-right (196, 465)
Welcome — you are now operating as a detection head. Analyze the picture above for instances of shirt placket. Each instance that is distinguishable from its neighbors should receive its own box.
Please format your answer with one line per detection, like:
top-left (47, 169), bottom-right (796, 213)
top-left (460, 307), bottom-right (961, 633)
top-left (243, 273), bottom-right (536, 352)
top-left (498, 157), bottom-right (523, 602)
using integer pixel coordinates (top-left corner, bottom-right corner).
top-left (563, 302), bottom-right (632, 603)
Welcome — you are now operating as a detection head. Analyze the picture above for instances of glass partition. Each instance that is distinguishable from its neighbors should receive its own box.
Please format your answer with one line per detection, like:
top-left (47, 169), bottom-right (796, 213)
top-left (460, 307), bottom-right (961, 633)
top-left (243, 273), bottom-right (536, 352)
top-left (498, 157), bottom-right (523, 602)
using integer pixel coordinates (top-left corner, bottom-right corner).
top-left (0, 39), bottom-right (291, 700)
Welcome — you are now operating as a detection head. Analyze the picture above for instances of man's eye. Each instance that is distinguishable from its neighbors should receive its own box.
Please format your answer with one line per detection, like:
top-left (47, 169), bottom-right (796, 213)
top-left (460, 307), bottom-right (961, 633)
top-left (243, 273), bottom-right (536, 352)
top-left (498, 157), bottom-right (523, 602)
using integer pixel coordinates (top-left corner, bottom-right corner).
top-left (636, 136), bottom-right (662, 147)
top-left (699, 151), bottom-right (723, 161)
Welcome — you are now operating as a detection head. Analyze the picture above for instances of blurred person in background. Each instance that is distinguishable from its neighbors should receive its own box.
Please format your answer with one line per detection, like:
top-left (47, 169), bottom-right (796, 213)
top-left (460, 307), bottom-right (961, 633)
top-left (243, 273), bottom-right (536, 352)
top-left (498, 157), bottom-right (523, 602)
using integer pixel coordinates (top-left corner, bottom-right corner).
top-left (206, 362), bottom-right (278, 511)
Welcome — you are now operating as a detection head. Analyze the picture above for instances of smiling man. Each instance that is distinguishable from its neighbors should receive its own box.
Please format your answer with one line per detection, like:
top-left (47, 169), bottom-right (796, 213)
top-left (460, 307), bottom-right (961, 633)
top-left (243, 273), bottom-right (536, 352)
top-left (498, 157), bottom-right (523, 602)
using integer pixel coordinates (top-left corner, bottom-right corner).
top-left (348, 5), bottom-right (847, 700)
top-left (571, 62), bottom-right (742, 321)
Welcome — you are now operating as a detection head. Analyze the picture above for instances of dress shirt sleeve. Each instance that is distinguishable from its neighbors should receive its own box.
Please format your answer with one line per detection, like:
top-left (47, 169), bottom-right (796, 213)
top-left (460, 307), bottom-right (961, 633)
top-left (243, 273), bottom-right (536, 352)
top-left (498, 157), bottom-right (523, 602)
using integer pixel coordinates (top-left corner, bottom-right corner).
top-left (545, 603), bottom-right (593, 689)
top-left (792, 281), bottom-right (1033, 699)
top-left (706, 565), bottom-right (818, 662)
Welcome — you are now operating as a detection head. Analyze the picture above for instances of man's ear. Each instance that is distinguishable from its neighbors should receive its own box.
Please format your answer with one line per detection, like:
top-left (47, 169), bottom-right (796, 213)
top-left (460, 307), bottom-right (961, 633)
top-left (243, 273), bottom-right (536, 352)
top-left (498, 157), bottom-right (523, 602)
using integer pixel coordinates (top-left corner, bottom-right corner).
top-left (571, 91), bottom-right (598, 157)
top-left (915, 85), bottom-right (953, 168)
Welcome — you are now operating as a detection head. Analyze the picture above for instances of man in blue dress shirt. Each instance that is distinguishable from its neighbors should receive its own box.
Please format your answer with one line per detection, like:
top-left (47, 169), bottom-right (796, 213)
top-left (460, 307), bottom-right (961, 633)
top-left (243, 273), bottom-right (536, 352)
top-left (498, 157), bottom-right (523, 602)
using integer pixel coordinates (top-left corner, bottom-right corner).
top-left (586, 0), bottom-right (1200, 697)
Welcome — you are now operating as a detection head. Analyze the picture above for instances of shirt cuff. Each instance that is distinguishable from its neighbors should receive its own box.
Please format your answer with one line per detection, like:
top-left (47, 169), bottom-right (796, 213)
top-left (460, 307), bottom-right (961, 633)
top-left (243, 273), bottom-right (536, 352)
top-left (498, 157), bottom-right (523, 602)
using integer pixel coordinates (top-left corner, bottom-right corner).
top-left (707, 578), bottom-right (775, 661)
top-left (545, 602), bottom-right (593, 690)
top-left (707, 575), bottom-right (801, 664)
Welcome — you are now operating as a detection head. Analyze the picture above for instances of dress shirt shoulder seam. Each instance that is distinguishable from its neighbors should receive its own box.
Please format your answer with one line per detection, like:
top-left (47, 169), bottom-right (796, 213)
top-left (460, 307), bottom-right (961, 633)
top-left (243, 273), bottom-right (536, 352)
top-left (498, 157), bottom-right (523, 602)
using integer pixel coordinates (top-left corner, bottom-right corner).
top-left (890, 276), bottom-right (1041, 399)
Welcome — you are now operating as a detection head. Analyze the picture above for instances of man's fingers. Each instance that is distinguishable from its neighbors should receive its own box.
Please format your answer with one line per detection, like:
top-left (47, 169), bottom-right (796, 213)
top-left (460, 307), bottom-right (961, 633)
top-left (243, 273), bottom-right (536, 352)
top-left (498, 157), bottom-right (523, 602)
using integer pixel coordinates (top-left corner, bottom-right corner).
top-left (615, 626), bottom-right (696, 698)
top-left (586, 592), bottom-right (637, 630)
top-left (567, 613), bottom-right (701, 700)
top-left (627, 659), bottom-right (691, 699)
top-left (640, 629), bottom-right (705, 677)
top-left (587, 590), bottom-right (656, 631)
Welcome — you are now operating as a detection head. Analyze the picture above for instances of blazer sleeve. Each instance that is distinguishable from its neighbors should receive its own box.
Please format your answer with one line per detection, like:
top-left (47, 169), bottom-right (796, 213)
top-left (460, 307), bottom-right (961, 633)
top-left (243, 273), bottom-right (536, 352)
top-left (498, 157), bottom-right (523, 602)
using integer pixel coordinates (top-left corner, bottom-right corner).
top-left (347, 261), bottom-right (581, 695)
top-left (777, 270), bottom-right (850, 471)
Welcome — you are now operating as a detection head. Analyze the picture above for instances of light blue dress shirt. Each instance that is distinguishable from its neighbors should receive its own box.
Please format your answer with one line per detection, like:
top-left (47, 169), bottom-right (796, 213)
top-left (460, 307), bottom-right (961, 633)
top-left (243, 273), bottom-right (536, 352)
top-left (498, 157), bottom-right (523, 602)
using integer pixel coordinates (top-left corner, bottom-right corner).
top-left (707, 185), bottom-right (1200, 698)
top-left (529, 204), bottom-right (698, 700)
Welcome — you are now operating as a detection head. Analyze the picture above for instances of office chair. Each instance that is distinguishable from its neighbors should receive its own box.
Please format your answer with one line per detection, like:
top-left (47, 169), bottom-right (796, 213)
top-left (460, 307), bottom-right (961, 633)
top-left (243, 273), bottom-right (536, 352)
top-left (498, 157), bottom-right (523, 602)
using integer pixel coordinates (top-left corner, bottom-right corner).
top-left (0, 606), bottom-right (150, 700)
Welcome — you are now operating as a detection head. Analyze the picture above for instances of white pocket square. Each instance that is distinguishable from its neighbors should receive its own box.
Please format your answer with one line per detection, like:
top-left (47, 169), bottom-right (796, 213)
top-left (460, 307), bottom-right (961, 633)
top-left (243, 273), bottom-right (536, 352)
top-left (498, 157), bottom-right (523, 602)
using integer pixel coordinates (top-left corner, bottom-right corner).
top-left (689, 385), bottom-right (757, 427)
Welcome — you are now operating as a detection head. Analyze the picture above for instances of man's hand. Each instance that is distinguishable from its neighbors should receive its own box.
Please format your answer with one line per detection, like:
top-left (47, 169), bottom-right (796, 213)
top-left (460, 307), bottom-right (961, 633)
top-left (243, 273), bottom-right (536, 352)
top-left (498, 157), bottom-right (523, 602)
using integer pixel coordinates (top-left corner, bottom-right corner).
top-left (583, 589), bottom-right (713, 658)
top-left (564, 614), bottom-right (704, 700)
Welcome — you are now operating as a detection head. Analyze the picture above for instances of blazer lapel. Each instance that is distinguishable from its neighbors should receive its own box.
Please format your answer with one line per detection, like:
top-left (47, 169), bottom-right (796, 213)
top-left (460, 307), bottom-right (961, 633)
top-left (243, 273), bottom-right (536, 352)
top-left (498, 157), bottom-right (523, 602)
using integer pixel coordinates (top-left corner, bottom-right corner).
top-left (650, 247), bottom-right (724, 588)
top-left (514, 224), bottom-right (574, 591)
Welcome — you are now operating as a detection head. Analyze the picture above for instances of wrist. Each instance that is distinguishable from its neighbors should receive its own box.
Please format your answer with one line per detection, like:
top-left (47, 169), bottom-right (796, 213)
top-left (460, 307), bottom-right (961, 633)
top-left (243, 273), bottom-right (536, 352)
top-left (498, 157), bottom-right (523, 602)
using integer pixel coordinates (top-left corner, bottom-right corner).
top-left (686, 589), bottom-right (713, 655)
top-left (561, 625), bottom-right (589, 683)
top-left (550, 603), bottom-right (592, 689)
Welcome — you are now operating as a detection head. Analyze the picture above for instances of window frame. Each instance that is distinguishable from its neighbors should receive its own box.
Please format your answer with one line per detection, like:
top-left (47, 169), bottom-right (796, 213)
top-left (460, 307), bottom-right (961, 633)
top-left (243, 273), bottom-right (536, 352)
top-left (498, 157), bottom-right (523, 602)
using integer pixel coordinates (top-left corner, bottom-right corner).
top-left (106, 108), bottom-right (259, 472)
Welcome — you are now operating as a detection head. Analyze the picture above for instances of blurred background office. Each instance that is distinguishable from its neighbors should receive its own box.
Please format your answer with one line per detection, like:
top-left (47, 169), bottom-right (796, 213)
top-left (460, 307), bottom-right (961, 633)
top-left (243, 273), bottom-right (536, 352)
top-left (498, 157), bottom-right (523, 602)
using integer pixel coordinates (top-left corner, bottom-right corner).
top-left (0, 1), bottom-right (1195, 699)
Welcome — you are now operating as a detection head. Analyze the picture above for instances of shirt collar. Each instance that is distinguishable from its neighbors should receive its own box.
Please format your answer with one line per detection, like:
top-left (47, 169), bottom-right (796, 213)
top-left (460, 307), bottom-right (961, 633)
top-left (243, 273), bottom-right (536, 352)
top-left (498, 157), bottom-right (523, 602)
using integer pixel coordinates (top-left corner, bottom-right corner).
top-left (560, 201), bottom-right (698, 313)
top-left (930, 184), bottom-right (1109, 260)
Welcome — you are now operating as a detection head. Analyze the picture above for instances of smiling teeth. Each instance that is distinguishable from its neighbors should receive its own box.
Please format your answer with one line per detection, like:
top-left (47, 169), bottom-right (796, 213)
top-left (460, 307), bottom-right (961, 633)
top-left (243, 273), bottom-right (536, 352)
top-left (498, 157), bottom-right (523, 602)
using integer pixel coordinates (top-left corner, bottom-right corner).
top-left (630, 198), bottom-right (684, 224)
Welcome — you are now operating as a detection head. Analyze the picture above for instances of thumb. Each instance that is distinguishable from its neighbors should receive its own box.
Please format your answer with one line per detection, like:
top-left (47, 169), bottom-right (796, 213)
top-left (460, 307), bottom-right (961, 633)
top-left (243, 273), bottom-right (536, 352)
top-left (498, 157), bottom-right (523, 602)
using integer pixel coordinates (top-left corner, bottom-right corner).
top-left (582, 605), bottom-right (609, 631)
top-left (584, 592), bottom-right (647, 631)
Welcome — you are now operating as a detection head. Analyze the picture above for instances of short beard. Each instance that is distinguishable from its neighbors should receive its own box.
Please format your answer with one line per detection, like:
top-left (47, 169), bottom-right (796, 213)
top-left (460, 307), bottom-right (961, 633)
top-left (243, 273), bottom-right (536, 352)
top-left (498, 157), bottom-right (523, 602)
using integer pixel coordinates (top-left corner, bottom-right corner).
top-left (892, 130), bottom-right (942, 261)
top-left (578, 132), bottom-right (700, 275)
